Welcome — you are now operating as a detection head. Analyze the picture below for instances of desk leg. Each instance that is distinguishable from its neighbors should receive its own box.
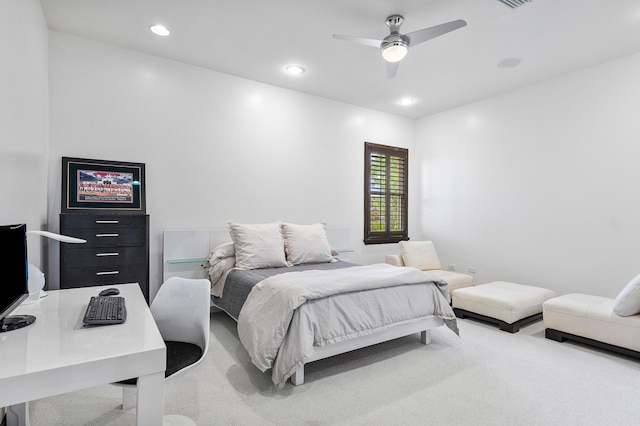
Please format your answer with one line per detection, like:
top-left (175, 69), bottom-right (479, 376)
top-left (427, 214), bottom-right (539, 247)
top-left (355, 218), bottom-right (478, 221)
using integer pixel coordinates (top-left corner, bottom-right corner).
top-left (6, 403), bottom-right (27, 426)
top-left (136, 372), bottom-right (164, 426)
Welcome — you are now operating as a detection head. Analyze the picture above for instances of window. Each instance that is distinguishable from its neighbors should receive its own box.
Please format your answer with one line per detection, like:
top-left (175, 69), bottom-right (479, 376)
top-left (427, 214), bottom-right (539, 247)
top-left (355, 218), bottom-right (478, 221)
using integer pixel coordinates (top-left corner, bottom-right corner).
top-left (364, 142), bottom-right (408, 244)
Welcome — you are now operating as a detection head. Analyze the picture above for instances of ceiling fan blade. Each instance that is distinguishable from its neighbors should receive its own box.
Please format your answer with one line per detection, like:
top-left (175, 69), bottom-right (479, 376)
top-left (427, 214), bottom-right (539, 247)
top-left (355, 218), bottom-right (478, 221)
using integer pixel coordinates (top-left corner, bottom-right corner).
top-left (386, 61), bottom-right (400, 79)
top-left (406, 19), bottom-right (467, 47)
top-left (332, 34), bottom-right (382, 48)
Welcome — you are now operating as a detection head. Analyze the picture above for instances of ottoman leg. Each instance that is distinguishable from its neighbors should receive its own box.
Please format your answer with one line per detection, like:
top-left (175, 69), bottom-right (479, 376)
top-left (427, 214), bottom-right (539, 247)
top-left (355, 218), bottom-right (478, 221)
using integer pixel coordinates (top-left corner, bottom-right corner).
top-left (453, 308), bottom-right (468, 319)
top-left (545, 328), bottom-right (567, 342)
top-left (499, 321), bottom-right (519, 333)
top-left (454, 309), bottom-right (542, 333)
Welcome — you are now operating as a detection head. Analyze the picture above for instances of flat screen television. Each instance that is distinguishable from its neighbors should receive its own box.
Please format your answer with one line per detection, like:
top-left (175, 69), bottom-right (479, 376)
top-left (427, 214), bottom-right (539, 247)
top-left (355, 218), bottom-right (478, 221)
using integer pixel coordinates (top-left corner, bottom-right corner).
top-left (0, 223), bottom-right (36, 333)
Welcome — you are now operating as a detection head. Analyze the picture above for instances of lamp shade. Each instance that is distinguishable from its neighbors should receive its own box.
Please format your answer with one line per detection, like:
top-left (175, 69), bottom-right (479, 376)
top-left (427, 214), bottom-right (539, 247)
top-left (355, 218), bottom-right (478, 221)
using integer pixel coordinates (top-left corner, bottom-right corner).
top-left (23, 230), bottom-right (86, 303)
top-left (381, 42), bottom-right (408, 62)
top-left (25, 263), bottom-right (45, 303)
top-left (27, 230), bottom-right (86, 243)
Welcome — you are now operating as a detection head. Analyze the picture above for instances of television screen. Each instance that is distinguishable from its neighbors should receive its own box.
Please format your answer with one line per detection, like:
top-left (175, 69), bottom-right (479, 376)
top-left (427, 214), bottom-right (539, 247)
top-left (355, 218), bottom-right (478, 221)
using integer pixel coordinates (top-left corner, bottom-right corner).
top-left (0, 224), bottom-right (34, 332)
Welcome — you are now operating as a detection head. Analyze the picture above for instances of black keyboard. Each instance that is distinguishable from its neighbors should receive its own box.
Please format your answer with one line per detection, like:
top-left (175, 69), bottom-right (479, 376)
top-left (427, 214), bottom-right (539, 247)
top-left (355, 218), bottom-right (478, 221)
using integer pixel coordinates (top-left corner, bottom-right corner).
top-left (83, 296), bottom-right (127, 325)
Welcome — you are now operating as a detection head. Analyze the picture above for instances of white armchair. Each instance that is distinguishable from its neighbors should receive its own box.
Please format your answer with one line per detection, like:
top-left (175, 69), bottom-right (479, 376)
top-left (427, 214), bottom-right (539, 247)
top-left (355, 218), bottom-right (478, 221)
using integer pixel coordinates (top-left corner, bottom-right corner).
top-left (386, 241), bottom-right (474, 293)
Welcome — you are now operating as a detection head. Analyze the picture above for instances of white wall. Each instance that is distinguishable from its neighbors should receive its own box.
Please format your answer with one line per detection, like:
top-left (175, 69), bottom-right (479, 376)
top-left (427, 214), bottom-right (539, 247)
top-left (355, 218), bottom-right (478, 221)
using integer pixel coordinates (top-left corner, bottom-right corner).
top-left (47, 32), bottom-right (416, 296)
top-left (415, 52), bottom-right (640, 297)
top-left (0, 0), bottom-right (49, 268)
top-left (45, 16), bottom-right (640, 300)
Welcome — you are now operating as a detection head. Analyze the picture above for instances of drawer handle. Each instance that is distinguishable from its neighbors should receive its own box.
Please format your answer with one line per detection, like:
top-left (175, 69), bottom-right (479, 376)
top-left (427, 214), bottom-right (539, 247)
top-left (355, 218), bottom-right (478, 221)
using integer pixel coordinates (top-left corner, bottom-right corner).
top-left (95, 220), bottom-right (119, 224)
top-left (96, 233), bottom-right (119, 238)
top-left (96, 252), bottom-right (119, 257)
top-left (96, 271), bottom-right (119, 276)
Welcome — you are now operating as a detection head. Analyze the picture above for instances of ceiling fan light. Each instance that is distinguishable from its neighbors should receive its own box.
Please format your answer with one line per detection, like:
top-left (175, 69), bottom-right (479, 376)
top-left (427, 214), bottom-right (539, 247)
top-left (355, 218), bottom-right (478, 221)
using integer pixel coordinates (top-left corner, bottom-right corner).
top-left (381, 42), bottom-right (408, 63)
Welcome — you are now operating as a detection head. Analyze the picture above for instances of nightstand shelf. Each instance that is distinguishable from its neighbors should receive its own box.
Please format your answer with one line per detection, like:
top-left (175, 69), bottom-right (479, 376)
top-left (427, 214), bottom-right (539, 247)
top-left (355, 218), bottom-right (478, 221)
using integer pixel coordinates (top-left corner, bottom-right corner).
top-left (166, 258), bottom-right (207, 265)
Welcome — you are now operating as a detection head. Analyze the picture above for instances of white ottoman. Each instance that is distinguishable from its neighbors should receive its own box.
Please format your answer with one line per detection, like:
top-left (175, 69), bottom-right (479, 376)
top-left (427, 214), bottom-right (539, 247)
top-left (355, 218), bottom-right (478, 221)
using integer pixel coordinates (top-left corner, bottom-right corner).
top-left (452, 281), bottom-right (556, 333)
top-left (543, 294), bottom-right (640, 359)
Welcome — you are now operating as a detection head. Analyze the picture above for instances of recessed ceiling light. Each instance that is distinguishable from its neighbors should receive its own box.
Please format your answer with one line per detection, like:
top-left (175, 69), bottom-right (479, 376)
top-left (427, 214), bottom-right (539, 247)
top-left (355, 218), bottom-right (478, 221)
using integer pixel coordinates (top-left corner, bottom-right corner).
top-left (398, 97), bottom-right (415, 106)
top-left (150, 24), bottom-right (170, 37)
top-left (285, 65), bottom-right (305, 75)
top-left (497, 57), bottom-right (523, 69)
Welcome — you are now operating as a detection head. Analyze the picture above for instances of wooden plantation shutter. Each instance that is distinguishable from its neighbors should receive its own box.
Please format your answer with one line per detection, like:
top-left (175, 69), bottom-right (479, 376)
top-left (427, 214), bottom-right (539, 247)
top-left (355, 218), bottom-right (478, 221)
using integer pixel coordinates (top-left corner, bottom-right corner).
top-left (364, 142), bottom-right (408, 244)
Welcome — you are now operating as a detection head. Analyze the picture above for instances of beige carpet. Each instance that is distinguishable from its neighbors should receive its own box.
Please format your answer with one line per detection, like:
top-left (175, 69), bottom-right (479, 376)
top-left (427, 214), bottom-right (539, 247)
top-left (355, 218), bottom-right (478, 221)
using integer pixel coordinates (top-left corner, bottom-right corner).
top-left (29, 311), bottom-right (640, 425)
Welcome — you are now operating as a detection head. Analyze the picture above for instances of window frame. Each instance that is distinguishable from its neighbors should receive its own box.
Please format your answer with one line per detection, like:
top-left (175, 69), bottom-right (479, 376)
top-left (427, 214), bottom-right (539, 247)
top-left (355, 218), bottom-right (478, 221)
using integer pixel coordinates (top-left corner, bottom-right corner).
top-left (364, 142), bottom-right (409, 245)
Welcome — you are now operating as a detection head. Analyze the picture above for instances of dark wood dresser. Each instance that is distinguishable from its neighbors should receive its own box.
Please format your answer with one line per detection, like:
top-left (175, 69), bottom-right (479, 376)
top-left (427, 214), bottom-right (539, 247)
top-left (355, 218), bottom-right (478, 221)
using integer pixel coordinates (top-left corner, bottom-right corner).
top-left (59, 213), bottom-right (149, 302)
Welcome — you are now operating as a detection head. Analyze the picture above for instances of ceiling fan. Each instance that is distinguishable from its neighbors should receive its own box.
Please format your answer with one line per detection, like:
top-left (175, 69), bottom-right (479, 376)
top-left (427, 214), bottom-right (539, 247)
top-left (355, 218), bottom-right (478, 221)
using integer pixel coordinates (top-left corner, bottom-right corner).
top-left (333, 15), bottom-right (467, 79)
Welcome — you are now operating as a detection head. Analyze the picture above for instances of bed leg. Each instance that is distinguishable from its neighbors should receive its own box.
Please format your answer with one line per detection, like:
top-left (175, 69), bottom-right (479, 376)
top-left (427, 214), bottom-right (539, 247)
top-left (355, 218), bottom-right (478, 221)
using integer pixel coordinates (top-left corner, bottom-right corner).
top-left (420, 330), bottom-right (431, 345)
top-left (291, 365), bottom-right (305, 386)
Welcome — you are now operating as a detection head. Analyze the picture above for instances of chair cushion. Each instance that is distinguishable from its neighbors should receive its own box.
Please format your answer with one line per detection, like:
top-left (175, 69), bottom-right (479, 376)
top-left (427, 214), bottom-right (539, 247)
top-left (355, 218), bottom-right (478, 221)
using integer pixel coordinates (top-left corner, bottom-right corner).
top-left (612, 273), bottom-right (640, 317)
top-left (117, 340), bottom-right (203, 385)
top-left (544, 293), bottom-right (640, 352)
top-left (165, 340), bottom-right (203, 377)
top-left (399, 241), bottom-right (441, 271)
top-left (427, 270), bottom-right (474, 292)
top-left (384, 254), bottom-right (404, 267)
top-left (453, 281), bottom-right (556, 324)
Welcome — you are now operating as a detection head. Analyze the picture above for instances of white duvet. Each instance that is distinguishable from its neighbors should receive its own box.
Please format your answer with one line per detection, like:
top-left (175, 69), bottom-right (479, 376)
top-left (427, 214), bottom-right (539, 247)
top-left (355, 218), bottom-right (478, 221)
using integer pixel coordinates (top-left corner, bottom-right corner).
top-left (237, 263), bottom-right (458, 388)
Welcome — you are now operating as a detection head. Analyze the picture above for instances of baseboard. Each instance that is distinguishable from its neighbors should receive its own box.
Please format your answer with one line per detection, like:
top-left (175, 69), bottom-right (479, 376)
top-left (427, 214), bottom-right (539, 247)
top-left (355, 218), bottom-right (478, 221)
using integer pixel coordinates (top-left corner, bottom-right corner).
top-left (545, 328), bottom-right (640, 360)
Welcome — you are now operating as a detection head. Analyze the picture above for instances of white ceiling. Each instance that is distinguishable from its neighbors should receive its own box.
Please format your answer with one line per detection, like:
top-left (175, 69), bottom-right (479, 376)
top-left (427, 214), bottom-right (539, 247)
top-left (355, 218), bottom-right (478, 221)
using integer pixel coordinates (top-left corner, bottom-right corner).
top-left (40, 0), bottom-right (640, 119)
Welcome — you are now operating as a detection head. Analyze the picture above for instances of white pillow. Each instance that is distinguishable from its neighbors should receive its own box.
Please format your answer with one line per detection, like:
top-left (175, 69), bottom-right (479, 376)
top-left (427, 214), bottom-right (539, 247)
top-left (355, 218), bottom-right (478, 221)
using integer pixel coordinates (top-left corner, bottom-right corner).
top-left (207, 256), bottom-right (236, 285)
top-left (281, 222), bottom-right (333, 265)
top-left (207, 241), bottom-right (235, 262)
top-left (399, 241), bottom-right (441, 271)
top-left (226, 221), bottom-right (289, 270)
top-left (613, 273), bottom-right (640, 316)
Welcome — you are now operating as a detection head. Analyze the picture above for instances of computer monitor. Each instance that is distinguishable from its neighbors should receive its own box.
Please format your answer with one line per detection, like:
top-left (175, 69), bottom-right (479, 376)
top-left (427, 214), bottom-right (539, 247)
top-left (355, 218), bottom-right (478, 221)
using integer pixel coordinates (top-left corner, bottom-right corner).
top-left (0, 223), bottom-right (36, 333)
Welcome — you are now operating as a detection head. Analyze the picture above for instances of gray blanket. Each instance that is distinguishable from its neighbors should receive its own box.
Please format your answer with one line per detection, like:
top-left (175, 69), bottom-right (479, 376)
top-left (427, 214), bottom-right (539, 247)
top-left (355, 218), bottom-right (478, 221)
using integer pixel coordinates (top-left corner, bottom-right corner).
top-left (237, 263), bottom-right (458, 388)
top-left (212, 261), bottom-right (357, 319)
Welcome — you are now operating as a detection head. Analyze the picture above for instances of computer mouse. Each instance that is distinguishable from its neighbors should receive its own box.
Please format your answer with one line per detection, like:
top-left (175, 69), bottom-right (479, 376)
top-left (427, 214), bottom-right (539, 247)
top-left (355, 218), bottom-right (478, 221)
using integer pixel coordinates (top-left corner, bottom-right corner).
top-left (99, 288), bottom-right (120, 296)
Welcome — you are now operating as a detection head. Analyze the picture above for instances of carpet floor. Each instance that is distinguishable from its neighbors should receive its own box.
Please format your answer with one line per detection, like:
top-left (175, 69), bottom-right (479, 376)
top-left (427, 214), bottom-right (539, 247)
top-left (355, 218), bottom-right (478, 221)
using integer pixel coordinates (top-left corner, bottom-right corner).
top-left (28, 311), bottom-right (640, 425)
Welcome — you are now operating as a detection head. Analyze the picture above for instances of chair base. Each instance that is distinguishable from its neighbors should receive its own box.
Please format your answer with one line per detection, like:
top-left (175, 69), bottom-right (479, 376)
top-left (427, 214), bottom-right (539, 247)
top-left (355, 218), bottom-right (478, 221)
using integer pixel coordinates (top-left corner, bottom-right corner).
top-left (454, 308), bottom-right (542, 333)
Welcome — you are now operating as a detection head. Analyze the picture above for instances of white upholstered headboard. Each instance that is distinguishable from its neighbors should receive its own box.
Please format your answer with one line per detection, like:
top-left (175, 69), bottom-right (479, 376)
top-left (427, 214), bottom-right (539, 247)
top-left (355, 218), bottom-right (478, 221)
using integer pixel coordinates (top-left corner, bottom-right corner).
top-left (162, 227), bottom-right (351, 282)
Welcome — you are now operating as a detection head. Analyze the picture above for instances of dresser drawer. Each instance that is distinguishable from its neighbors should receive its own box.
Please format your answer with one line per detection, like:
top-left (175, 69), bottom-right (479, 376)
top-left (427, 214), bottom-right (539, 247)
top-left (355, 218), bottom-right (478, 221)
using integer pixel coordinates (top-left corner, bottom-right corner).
top-left (62, 265), bottom-right (147, 285)
top-left (61, 246), bottom-right (147, 268)
top-left (61, 267), bottom-right (149, 300)
top-left (64, 227), bottom-right (147, 248)
top-left (60, 214), bottom-right (147, 230)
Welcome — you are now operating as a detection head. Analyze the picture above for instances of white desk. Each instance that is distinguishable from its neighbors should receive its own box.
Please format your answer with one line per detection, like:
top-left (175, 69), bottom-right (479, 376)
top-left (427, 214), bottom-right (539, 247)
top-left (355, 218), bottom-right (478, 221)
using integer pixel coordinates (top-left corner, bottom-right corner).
top-left (0, 283), bottom-right (166, 425)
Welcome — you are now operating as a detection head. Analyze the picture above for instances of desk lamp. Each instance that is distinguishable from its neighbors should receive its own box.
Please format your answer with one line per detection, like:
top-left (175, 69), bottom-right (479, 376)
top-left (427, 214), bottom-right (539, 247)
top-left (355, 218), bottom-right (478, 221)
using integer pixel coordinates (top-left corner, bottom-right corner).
top-left (25, 230), bottom-right (86, 302)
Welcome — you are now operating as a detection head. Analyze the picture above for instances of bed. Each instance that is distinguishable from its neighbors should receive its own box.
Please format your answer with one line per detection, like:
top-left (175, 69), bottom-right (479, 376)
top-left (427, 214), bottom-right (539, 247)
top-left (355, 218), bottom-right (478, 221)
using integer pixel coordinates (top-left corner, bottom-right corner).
top-left (163, 222), bottom-right (458, 388)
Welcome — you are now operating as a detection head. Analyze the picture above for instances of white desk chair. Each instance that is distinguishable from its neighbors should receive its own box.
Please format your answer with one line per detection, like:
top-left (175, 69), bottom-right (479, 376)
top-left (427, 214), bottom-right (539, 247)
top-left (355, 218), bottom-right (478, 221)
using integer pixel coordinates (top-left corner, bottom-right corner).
top-left (114, 277), bottom-right (211, 412)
